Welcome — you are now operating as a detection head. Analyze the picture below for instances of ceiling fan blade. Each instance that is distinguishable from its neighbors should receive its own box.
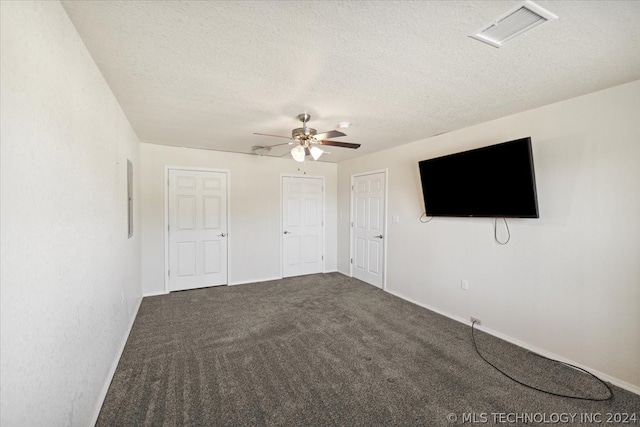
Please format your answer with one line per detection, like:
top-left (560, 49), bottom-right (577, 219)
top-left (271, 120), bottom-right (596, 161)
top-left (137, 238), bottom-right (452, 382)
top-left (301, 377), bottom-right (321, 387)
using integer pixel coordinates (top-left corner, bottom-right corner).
top-left (253, 132), bottom-right (292, 140)
top-left (262, 141), bottom-right (294, 149)
top-left (314, 130), bottom-right (346, 140)
top-left (317, 140), bottom-right (361, 149)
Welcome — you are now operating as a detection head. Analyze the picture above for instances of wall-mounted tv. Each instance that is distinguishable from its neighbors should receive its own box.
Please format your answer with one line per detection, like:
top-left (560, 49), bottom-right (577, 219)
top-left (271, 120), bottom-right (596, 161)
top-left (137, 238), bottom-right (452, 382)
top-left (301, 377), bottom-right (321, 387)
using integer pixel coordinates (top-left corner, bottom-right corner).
top-left (418, 137), bottom-right (539, 218)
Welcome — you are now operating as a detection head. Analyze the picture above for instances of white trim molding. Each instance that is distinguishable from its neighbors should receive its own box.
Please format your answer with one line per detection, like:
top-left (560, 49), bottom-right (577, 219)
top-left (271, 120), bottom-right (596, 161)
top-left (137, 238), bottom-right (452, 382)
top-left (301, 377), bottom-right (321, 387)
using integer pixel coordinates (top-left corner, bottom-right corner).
top-left (90, 296), bottom-right (142, 426)
top-left (164, 166), bottom-right (230, 293)
top-left (349, 169), bottom-right (389, 290)
top-left (385, 288), bottom-right (640, 396)
top-left (280, 174), bottom-right (326, 278)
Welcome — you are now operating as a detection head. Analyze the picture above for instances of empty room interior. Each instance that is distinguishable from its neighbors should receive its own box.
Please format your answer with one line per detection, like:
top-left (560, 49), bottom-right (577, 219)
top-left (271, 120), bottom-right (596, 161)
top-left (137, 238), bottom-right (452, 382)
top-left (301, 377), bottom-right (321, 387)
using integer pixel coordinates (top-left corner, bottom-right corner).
top-left (2, 1), bottom-right (640, 425)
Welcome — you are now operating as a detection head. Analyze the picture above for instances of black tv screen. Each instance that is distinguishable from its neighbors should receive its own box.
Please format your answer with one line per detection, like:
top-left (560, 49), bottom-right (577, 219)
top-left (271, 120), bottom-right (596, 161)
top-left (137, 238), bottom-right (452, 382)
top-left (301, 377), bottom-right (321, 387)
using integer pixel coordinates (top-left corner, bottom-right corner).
top-left (418, 137), bottom-right (539, 218)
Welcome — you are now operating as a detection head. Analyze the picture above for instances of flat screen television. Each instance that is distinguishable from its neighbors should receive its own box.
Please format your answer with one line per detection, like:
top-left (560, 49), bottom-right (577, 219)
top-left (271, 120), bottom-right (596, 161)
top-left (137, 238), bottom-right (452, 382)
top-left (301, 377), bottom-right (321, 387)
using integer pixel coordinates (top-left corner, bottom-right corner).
top-left (418, 137), bottom-right (539, 218)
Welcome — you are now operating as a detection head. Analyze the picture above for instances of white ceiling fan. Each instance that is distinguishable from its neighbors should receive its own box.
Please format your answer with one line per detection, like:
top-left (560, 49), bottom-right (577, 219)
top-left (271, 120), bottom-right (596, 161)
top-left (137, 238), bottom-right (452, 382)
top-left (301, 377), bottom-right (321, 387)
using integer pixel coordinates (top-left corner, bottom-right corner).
top-left (252, 113), bottom-right (360, 162)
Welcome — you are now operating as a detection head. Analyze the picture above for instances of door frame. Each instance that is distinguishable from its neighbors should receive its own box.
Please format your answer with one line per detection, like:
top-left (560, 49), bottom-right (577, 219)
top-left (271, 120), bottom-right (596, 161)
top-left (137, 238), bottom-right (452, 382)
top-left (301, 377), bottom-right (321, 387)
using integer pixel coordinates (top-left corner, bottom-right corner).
top-left (164, 166), bottom-right (230, 293)
top-left (280, 174), bottom-right (326, 278)
top-left (349, 169), bottom-right (388, 290)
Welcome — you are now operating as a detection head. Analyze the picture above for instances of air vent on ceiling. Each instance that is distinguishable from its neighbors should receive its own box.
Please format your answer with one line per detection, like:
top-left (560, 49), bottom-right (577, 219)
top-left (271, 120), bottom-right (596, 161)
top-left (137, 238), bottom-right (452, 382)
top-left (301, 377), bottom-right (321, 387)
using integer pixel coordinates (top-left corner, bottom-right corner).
top-left (469, 1), bottom-right (558, 48)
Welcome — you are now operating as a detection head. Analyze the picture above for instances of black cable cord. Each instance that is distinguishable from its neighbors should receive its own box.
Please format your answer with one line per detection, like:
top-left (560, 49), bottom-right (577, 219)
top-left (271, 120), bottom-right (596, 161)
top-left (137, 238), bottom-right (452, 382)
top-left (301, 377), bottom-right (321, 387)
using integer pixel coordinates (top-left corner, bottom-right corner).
top-left (420, 212), bottom-right (433, 223)
top-left (471, 321), bottom-right (613, 401)
top-left (494, 217), bottom-right (510, 245)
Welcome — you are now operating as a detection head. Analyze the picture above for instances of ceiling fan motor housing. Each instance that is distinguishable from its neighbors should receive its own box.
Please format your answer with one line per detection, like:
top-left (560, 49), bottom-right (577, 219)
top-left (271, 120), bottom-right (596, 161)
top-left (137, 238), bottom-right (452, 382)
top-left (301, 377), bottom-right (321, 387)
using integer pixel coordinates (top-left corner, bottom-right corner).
top-left (292, 113), bottom-right (316, 141)
top-left (292, 127), bottom-right (317, 140)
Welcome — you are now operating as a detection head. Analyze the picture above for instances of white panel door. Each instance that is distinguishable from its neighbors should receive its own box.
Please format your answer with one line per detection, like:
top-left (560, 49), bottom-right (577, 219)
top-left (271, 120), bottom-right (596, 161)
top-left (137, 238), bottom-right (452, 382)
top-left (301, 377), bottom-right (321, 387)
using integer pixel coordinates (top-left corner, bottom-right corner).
top-left (168, 169), bottom-right (228, 291)
top-left (282, 176), bottom-right (323, 277)
top-left (352, 172), bottom-right (385, 288)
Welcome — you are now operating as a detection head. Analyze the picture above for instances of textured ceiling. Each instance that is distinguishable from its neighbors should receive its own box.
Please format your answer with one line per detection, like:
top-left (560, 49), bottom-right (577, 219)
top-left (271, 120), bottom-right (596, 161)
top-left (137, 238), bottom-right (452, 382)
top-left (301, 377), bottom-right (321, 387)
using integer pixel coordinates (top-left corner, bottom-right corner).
top-left (61, 1), bottom-right (640, 162)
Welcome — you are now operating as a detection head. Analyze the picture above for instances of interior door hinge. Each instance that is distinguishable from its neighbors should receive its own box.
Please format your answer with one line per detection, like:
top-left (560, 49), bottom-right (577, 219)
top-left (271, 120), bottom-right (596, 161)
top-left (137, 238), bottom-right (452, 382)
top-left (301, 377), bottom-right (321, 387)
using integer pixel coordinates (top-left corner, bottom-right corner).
top-left (350, 258), bottom-right (353, 264)
top-left (168, 270), bottom-right (170, 277)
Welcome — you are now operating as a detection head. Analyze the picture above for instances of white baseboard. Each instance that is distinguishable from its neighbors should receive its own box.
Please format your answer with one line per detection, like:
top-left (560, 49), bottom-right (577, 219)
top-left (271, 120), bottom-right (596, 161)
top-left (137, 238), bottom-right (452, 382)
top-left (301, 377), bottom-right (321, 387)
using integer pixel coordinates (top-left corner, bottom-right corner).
top-left (90, 296), bottom-right (142, 426)
top-left (148, 273), bottom-right (334, 291)
top-left (384, 288), bottom-right (640, 396)
top-left (231, 271), bottom-right (341, 286)
top-left (229, 276), bottom-right (282, 286)
top-left (142, 290), bottom-right (168, 297)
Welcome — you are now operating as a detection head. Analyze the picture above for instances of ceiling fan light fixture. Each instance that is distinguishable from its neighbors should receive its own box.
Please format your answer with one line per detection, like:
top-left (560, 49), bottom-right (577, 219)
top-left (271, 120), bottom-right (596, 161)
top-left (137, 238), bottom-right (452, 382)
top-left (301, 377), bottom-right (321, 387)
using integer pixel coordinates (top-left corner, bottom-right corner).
top-left (310, 146), bottom-right (324, 161)
top-left (291, 145), bottom-right (305, 162)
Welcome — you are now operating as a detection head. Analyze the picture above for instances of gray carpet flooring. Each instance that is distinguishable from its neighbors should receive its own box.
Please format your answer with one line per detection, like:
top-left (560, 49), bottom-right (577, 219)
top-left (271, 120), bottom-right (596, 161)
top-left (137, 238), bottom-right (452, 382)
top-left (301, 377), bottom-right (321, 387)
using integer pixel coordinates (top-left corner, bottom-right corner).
top-left (97, 273), bottom-right (640, 426)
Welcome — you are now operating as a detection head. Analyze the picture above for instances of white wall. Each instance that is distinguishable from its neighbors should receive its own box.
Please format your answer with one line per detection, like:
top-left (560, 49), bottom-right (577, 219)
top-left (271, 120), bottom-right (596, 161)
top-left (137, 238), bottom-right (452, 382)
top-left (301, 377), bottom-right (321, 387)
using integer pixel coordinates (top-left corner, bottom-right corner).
top-left (1, 2), bottom-right (141, 425)
top-left (338, 80), bottom-right (640, 391)
top-left (140, 143), bottom-right (338, 295)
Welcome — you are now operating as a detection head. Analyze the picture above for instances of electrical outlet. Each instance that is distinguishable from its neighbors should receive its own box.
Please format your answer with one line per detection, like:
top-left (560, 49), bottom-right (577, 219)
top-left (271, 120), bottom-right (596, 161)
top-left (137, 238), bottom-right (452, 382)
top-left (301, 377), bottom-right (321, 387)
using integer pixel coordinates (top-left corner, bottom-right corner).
top-left (470, 317), bottom-right (481, 326)
top-left (461, 279), bottom-right (469, 291)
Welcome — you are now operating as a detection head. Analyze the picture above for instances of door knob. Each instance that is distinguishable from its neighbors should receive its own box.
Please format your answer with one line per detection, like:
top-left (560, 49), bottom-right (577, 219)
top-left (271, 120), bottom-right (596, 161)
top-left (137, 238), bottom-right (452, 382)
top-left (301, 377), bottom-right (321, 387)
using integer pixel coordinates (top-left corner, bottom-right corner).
top-left (218, 233), bottom-right (226, 237)
top-left (283, 231), bottom-right (291, 234)
top-left (374, 234), bottom-right (383, 239)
